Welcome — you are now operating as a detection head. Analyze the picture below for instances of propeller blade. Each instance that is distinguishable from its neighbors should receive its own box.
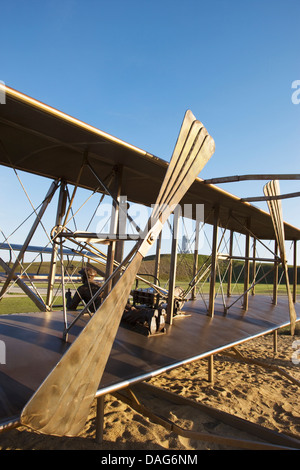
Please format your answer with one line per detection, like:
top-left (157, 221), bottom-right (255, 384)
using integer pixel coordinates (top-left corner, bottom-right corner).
top-left (20, 110), bottom-right (215, 436)
top-left (264, 180), bottom-right (296, 335)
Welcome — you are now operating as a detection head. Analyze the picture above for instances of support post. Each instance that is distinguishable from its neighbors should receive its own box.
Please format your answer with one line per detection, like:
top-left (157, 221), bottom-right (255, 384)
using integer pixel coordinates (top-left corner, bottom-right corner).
top-left (154, 231), bottom-right (162, 282)
top-left (105, 166), bottom-right (123, 294)
top-left (60, 240), bottom-right (68, 337)
top-left (227, 230), bottom-right (233, 298)
top-left (95, 395), bottom-right (105, 444)
top-left (208, 355), bottom-right (214, 383)
top-left (166, 207), bottom-right (180, 325)
top-left (208, 206), bottom-right (219, 317)
top-left (251, 238), bottom-right (256, 296)
top-left (273, 330), bottom-right (278, 355)
top-left (191, 220), bottom-right (200, 300)
top-left (273, 241), bottom-right (278, 305)
top-left (293, 240), bottom-right (297, 303)
top-left (113, 195), bottom-right (126, 286)
top-left (0, 179), bottom-right (59, 299)
top-left (46, 181), bottom-right (67, 308)
top-left (243, 220), bottom-right (250, 311)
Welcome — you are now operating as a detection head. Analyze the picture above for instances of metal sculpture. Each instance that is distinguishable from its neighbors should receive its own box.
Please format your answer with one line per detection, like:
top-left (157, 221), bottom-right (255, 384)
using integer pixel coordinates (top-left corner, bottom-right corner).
top-left (20, 110), bottom-right (215, 436)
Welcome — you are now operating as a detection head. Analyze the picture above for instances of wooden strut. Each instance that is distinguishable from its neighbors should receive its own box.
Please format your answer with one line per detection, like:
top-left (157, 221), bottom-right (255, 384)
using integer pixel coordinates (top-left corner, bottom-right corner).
top-left (273, 241), bottom-right (279, 305)
top-left (293, 240), bottom-right (297, 303)
top-left (243, 219), bottom-right (251, 311)
top-left (166, 206), bottom-right (180, 325)
top-left (203, 173), bottom-right (300, 184)
top-left (191, 220), bottom-right (200, 300)
top-left (46, 181), bottom-right (67, 309)
top-left (227, 230), bottom-right (234, 297)
top-left (241, 191), bottom-right (300, 202)
top-left (111, 382), bottom-right (300, 450)
top-left (208, 206), bottom-right (219, 317)
top-left (104, 165), bottom-right (123, 295)
top-left (203, 171), bottom-right (300, 202)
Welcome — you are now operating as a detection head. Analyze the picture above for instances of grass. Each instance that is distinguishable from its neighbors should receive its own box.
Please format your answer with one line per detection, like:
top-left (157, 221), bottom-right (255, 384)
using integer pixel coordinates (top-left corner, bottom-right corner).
top-left (139, 277), bottom-right (298, 295)
top-left (0, 295), bottom-right (65, 315)
top-left (0, 296), bottom-right (44, 314)
top-left (1, 281), bottom-right (298, 335)
top-left (0, 253), bottom-right (299, 322)
top-left (0, 280), bottom-right (297, 315)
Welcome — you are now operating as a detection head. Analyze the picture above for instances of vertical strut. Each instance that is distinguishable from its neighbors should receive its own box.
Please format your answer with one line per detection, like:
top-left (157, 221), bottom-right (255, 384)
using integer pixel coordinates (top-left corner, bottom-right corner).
top-left (105, 165), bottom-right (123, 294)
top-left (243, 219), bottom-right (251, 311)
top-left (191, 220), bottom-right (200, 300)
top-left (251, 238), bottom-right (256, 296)
top-left (293, 240), bottom-right (297, 303)
top-left (154, 231), bottom-right (162, 282)
top-left (166, 206), bottom-right (180, 325)
top-left (273, 241), bottom-right (278, 305)
top-left (227, 230), bottom-right (234, 298)
top-left (46, 181), bottom-right (67, 308)
top-left (208, 206), bottom-right (219, 317)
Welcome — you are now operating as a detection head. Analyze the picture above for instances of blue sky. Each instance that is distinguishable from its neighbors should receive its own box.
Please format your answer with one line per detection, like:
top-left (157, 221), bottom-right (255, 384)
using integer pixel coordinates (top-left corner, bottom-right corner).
top-left (0, 0), bottom-right (299, 261)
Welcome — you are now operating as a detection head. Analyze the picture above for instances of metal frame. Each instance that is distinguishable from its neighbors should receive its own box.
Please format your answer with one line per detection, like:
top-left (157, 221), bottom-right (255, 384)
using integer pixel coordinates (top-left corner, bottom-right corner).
top-left (0, 146), bottom-right (298, 333)
top-left (1, 85), bottom-right (299, 444)
top-left (1, 171), bottom-right (297, 332)
top-left (0, 192), bottom-right (299, 443)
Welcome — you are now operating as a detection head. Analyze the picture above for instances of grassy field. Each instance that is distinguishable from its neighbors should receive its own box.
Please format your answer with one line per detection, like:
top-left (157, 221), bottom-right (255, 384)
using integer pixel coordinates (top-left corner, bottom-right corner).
top-left (0, 296), bottom-right (53, 315)
top-left (1, 281), bottom-right (299, 335)
top-left (0, 253), bottom-right (299, 321)
top-left (0, 280), bottom-right (298, 315)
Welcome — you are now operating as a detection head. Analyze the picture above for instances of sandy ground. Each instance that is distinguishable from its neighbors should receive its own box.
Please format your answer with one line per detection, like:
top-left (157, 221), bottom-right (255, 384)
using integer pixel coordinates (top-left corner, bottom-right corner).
top-left (0, 333), bottom-right (299, 451)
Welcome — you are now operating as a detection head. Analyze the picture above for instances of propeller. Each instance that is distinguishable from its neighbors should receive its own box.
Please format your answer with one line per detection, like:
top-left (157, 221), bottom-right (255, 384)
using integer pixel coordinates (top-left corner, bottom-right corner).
top-left (20, 110), bottom-right (215, 436)
top-left (263, 180), bottom-right (296, 335)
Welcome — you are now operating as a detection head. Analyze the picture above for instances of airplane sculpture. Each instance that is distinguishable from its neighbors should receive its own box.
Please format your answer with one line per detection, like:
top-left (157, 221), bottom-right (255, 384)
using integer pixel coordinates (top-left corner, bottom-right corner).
top-left (17, 110), bottom-right (215, 436)
top-left (0, 84), bottom-right (299, 445)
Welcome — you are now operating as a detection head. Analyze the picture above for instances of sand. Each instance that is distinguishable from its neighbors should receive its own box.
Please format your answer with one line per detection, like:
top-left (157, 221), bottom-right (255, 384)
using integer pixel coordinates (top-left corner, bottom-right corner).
top-left (0, 333), bottom-right (299, 451)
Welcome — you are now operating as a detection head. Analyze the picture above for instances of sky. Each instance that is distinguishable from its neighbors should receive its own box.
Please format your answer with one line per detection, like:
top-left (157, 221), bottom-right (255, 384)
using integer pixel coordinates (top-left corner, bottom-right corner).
top-left (0, 0), bottom-right (299, 264)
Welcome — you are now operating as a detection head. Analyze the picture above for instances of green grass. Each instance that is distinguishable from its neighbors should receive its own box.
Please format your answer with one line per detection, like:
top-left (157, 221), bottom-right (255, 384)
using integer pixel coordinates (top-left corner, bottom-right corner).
top-left (0, 280), bottom-right (297, 315)
top-left (138, 277), bottom-right (298, 296)
top-left (1, 252), bottom-right (299, 318)
top-left (0, 296), bottom-right (41, 314)
top-left (0, 295), bottom-right (65, 315)
top-left (1, 282), bottom-right (298, 335)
